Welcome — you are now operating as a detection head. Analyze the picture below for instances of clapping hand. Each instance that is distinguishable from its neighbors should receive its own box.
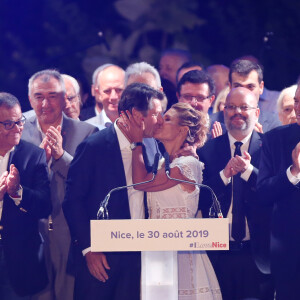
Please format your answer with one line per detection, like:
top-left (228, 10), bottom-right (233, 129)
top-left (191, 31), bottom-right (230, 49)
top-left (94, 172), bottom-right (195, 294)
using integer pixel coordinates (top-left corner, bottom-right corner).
top-left (6, 164), bottom-right (21, 197)
top-left (0, 171), bottom-right (8, 199)
top-left (46, 125), bottom-right (64, 160)
top-left (224, 151), bottom-right (251, 178)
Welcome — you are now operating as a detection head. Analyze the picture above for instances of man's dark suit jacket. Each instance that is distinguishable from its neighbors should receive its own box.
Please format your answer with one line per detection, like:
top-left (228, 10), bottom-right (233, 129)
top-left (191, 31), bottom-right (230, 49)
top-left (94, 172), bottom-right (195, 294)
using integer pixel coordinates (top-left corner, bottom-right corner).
top-left (0, 140), bottom-right (51, 296)
top-left (210, 110), bottom-right (281, 134)
top-left (197, 131), bottom-right (271, 273)
top-left (63, 125), bottom-right (157, 299)
top-left (257, 123), bottom-right (300, 283)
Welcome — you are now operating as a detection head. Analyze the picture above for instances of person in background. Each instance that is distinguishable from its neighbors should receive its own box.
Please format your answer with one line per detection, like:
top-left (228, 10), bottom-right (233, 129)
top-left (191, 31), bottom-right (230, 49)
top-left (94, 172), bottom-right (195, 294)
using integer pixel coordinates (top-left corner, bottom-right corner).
top-left (79, 63), bottom-right (114, 121)
top-left (257, 81), bottom-right (300, 300)
top-left (159, 48), bottom-right (192, 109)
top-left (277, 84), bottom-right (297, 125)
top-left (207, 65), bottom-right (230, 98)
top-left (86, 65), bottom-right (125, 128)
top-left (213, 86), bottom-right (230, 113)
top-left (22, 69), bottom-right (98, 300)
top-left (62, 74), bottom-right (82, 120)
top-left (125, 61), bottom-right (167, 112)
top-left (176, 61), bottom-right (204, 84)
top-left (0, 92), bottom-right (51, 299)
top-left (198, 87), bottom-right (272, 300)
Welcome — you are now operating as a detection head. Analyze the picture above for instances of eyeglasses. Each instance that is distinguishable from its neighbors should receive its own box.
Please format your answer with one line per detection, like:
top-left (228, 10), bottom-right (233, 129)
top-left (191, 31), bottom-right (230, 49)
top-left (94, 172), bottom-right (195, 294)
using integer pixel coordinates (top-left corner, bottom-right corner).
top-left (224, 105), bottom-right (257, 112)
top-left (67, 94), bottom-right (80, 103)
top-left (180, 94), bottom-right (211, 103)
top-left (0, 115), bottom-right (26, 130)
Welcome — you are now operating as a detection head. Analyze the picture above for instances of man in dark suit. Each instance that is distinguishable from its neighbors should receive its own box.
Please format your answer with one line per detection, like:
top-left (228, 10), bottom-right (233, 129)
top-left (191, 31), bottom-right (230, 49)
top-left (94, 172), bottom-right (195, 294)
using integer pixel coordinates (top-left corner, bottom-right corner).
top-left (198, 87), bottom-right (270, 299)
top-left (0, 92), bottom-right (51, 299)
top-left (210, 58), bottom-right (281, 135)
top-left (63, 83), bottom-right (164, 300)
top-left (22, 70), bottom-right (98, 300)
top-left (257, 84), bottom-right (300, 299)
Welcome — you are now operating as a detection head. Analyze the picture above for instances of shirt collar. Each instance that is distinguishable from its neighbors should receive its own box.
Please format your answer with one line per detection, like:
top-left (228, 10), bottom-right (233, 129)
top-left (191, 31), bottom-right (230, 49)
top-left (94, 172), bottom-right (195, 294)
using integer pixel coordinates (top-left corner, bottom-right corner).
top-left (114, 119), bottom-right (131, 151)
top-left (100, 110), bottom-right (112, 127)
top-left (36, 115), bottom-right (64, 137)
top-left (0, 147), bottom-right (15, 160)
top-left (228, 131), bottom-right (252, 149)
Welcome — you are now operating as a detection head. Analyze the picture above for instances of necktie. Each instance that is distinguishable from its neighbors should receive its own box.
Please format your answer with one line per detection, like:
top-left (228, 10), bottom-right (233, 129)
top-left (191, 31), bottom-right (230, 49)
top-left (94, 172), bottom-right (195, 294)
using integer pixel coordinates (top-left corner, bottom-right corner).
top-left (232, 141), bottom-right (246, 242)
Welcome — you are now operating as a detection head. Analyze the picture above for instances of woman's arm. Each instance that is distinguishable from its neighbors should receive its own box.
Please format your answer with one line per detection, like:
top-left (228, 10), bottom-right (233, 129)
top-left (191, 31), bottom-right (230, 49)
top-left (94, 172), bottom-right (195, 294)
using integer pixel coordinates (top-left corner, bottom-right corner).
top-left (131, 146), bottom-right (195, 192)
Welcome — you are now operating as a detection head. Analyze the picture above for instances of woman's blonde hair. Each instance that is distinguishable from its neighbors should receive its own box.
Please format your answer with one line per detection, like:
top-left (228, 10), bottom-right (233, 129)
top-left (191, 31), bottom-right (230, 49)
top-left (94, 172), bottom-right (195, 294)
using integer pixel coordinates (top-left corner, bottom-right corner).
top-left (171, 102), bottom-right (208, 148)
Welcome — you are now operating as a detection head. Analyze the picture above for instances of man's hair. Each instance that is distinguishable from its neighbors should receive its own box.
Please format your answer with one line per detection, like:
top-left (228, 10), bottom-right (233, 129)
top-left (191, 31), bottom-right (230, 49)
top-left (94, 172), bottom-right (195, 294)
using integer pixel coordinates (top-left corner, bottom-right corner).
top-left (92, 63), bottom-right (114, 86)
top-left (176, 61), bottom-right (204, 83)
top-left (0, 92), bottom-right (21, 109)
top-left (125, 62), bottom-right (161, 88)
top-left (62, 74), bottom-right (80, 95)
top-left (118, 83), bottom-right (164, 116)
top-left (229, 59), bottom-right (263, 84)
top-left (28, 69), bottom-right (66, 95)
top-left (177, 70), bottom-right (216, 97)
top-left (277, 84), bottom-right (298, 111)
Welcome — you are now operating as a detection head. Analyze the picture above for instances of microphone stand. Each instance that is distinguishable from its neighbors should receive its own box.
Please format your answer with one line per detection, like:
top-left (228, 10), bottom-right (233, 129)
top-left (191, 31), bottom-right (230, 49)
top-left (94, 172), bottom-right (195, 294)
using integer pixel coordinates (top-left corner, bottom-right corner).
top-left (164, 152), bottom-right (223, 218)
top-left (97, 153), bottom-right (160, 220)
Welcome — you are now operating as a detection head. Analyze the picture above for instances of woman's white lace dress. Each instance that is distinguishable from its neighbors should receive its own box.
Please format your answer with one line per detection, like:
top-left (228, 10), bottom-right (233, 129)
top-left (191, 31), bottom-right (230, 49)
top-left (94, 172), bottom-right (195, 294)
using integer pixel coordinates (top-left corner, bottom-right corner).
top-left (147, 156), bottom-right (222, 300)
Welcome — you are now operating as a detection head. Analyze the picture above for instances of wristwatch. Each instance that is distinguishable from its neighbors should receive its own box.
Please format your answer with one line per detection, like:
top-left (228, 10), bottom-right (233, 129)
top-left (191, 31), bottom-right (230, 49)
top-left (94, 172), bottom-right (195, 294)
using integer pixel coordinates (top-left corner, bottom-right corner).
top-left (130, 142), bottom-right (143, 151)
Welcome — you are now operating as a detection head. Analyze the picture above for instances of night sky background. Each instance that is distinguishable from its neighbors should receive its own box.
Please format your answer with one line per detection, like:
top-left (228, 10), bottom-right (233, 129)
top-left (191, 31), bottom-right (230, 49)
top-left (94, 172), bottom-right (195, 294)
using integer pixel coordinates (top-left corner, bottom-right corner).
top-left (0, 0), bottom-right (299, 112)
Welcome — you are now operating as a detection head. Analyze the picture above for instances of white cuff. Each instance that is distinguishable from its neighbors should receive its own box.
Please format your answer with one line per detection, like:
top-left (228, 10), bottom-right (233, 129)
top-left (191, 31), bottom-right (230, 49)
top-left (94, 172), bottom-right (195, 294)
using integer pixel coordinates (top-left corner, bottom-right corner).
top-left (10, 185), bottom-right (23, 206)
top-left (82, 247), bottom-right (91, 256)
top-left (220, 170), bottom-right (231, 185)
top-left (287, 166), bottom-right (300, 185)
top-left (241, 164), bottom-right (253, 181)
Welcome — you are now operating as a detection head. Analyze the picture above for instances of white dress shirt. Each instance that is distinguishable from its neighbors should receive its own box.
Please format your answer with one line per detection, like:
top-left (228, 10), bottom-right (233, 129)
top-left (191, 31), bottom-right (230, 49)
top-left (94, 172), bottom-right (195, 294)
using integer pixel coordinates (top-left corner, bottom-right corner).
top-left (219, 132), bottom-right (253, 241)
top-left (85, 109), bottom-right (111, 130)
top-left (82, 121), bottom-right (144, 255)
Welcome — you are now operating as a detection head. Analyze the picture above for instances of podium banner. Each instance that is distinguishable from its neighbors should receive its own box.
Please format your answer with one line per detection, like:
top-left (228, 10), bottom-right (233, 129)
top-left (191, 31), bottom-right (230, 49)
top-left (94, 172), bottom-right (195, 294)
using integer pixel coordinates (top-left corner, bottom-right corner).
top-left (91, 218), bottom-right (228, 252)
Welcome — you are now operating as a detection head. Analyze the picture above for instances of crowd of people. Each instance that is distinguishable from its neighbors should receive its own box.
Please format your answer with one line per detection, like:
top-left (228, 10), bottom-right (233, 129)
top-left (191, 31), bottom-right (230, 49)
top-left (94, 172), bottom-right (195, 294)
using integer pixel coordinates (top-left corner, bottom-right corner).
top-left (0, 50), bottom-right (299, 300)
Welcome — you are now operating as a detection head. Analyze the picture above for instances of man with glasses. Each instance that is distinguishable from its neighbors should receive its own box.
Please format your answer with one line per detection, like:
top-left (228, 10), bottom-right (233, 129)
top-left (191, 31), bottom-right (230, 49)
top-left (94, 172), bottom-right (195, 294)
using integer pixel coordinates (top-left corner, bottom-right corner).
top-left (22, 69), bottom-right (98, 300)
top-left (62, 74), bottom-right (82, 120)
top-left (177, 69), bottom-right (215, 116)
top-left (198, 87), bottom-right (271, 300)
top-left (0, 92), bottom-right (51, 299)
top-left (210, 58), bottom-right (281, 135)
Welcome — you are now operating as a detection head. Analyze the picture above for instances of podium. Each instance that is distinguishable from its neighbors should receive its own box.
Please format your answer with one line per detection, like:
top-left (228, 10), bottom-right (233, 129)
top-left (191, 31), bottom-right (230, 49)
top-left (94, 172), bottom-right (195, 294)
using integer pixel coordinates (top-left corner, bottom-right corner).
top-left (91, 218), bottom-right (228, 300)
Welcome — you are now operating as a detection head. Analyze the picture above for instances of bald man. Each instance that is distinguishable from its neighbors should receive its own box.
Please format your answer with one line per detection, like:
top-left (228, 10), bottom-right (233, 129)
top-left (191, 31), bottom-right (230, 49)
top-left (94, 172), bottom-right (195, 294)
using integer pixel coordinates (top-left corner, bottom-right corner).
top-left (198, 87), bottom-right (271, 300)
top-left (86, 65), bottom-right (125, 128)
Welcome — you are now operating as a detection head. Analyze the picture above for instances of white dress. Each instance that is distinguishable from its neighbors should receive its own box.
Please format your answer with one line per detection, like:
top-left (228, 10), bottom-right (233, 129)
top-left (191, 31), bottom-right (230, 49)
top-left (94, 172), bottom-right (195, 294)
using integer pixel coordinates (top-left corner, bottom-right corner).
top-left (147, 156), bottom-right (222, 300)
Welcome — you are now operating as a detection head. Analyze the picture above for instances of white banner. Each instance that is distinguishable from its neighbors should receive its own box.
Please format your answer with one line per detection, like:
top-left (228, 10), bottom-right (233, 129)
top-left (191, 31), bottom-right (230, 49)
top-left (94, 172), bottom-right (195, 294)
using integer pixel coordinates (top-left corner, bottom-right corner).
top-left (91, 218), bottom-right (229, 251)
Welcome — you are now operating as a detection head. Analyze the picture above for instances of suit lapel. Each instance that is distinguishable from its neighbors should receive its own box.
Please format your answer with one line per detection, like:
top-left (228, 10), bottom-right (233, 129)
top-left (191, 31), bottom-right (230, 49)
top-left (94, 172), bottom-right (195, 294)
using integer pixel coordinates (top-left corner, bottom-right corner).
top-left (248, 131), bottom-right (262, 155)
top-left (61, 114), bottom-right (69, 150)
top-left (220, 133), bottom-right (231, 163)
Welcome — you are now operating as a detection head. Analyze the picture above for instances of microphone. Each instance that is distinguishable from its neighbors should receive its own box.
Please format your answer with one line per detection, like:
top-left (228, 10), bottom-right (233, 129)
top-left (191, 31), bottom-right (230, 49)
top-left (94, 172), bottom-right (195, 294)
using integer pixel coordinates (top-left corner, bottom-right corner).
top-left (97, 152), bottom-right (160, 219)
top-left (163, 152), bottom-right (223, 218)
top-left (164, 151), bottom-right (170, 175)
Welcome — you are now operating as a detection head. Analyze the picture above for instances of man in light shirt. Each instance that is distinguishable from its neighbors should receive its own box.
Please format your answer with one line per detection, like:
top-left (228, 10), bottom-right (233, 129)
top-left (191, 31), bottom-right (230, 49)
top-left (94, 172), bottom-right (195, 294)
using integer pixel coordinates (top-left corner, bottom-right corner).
top-left (63, 83), bottom-right (164, 300)
top-left (0, 92), bottom-right (51, 299)
top-left (198, 87), bottom-right (269, 300)
top-left (86, 65), bottom-right (125, 129)
top-left (22, 69), bottom-right (97, 300)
